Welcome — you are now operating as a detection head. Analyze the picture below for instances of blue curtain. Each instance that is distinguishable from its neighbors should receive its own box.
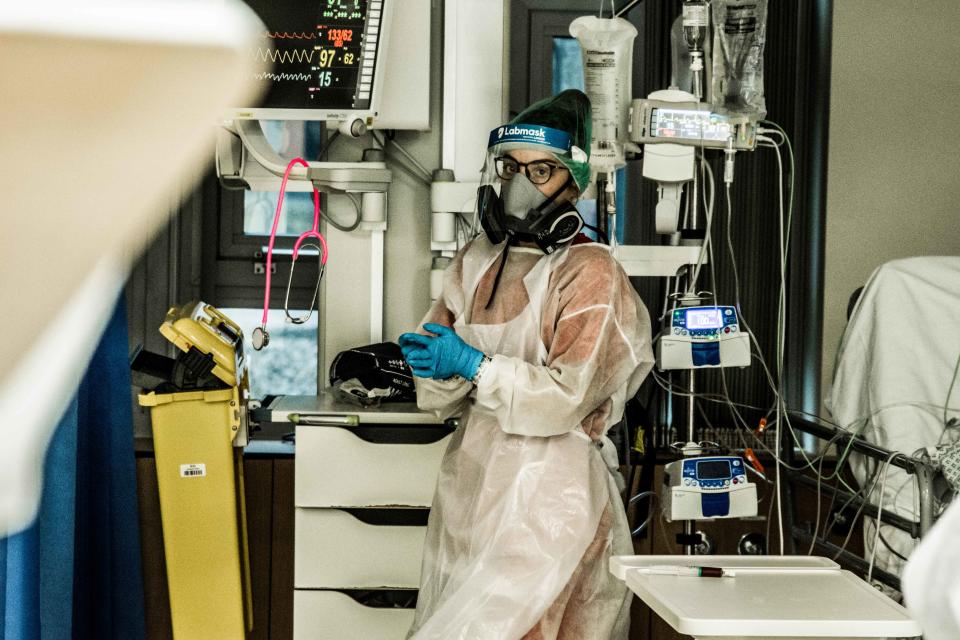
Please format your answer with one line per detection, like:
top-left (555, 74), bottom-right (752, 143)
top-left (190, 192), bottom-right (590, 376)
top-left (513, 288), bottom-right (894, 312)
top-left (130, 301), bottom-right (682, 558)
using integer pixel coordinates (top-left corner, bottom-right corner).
top-left (0, 298), bottom-right (146, 640)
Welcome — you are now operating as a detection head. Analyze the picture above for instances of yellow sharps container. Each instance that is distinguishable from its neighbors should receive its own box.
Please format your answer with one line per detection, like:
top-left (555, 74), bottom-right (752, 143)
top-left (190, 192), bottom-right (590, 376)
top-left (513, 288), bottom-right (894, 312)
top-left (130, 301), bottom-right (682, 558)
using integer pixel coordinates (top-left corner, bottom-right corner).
top-left (138, 302), bottom-right (253, 639)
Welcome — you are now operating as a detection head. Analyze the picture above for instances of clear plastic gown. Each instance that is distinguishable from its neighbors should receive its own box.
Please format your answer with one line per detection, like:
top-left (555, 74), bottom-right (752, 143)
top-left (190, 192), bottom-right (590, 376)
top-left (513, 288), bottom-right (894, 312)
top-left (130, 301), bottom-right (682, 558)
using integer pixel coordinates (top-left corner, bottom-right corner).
top-left (407, 235), bottom-right (654, 640)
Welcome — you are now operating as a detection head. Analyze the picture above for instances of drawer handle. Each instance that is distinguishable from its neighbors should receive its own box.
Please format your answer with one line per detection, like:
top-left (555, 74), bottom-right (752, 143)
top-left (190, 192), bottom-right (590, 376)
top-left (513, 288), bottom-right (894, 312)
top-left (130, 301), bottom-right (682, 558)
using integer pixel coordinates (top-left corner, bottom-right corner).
top-left (289, 413), bottom-right (360, 427)
top-left (296, 424), bottom-right (454, 445)
top-left (341, 508), bottom-right (430, 527)
top-left (321, 588), bottom-right (419, 609)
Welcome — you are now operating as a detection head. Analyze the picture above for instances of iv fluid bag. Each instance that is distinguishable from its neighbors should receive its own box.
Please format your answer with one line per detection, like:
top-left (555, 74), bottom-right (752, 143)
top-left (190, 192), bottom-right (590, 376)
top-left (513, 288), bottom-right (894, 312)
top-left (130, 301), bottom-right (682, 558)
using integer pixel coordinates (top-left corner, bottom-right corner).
top-left (711, 0), bottom-right (767, 118)
top-left (570, 15), bottom-right (637, 168)
top-left (670, 15), bottom-right (712, 99)
top-left (671, 16), bottom-right (693, 93)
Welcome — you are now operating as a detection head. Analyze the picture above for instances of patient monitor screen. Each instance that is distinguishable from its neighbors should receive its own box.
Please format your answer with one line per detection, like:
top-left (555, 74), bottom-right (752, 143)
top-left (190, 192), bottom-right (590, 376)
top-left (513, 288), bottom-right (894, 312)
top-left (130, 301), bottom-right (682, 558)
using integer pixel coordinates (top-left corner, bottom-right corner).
top-left (651, 108), bottom-right (732, 142)
top-left (244, 0), bottom-right (384, 111)
top-left (697, 460), bottom-right (731, 479)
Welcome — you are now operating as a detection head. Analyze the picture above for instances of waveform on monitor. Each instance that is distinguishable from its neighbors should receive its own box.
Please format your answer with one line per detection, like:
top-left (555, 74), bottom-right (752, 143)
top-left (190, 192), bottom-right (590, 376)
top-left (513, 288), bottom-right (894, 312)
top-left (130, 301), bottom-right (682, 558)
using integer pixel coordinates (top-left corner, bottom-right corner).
top-left (265, 31), bottom-right (316, 40)
top-left (254, 48), bottom-right (315, 64)
top-left (255, 72), bottom-right (313, 82)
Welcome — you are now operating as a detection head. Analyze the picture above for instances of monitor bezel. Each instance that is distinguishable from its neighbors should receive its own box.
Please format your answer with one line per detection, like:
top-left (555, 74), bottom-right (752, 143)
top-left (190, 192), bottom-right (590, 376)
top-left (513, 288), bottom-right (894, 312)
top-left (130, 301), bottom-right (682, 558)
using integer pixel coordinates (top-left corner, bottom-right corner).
top-left (229, 0), bottom-right (393, 123)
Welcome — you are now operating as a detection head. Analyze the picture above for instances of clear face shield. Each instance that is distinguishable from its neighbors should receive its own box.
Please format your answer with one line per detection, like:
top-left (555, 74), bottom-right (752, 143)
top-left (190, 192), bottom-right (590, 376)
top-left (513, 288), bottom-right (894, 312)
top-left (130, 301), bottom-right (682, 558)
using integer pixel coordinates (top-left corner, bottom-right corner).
top-left (476, 124), bottom-right (585, 254)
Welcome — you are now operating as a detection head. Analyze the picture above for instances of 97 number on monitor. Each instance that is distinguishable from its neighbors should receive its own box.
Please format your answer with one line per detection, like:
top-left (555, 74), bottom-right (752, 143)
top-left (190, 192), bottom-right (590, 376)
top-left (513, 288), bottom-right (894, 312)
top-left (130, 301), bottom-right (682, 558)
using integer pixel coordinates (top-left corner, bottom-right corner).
top-left (317, 49), bottom-right (336, 68)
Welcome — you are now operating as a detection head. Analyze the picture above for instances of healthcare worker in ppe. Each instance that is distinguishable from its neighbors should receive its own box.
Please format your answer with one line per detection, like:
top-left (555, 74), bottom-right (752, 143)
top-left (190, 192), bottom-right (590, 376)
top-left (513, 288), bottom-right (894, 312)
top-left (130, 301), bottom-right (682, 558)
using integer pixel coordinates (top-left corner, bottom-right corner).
top-left (399, 89), bottom-right (654, 640)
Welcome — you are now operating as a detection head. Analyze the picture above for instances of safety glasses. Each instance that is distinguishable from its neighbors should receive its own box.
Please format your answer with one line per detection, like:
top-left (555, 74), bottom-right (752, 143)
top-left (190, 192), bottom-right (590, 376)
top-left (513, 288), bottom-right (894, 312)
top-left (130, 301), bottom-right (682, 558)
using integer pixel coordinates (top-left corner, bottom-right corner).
top-left (494, 155), bottom-right (567, 185)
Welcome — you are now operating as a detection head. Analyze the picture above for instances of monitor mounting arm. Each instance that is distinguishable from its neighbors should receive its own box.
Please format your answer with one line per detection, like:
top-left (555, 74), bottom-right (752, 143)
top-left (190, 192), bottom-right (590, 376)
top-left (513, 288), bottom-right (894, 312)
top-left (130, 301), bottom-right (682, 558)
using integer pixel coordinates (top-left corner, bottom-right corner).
top-left (216, 119), bottom-right (392, 194)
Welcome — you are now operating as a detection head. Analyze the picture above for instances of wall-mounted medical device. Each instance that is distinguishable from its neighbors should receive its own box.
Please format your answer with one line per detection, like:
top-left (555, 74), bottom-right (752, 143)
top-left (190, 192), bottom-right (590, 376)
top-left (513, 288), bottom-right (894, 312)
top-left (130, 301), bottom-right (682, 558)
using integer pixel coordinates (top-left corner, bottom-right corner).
top-left (630, 98), bottom-right (757, 151)
top-left (228, 0), bottom-right (429, 130)
top-left (239, 0), bottom-right (390, 120)
top-left (658, 305), bottom-right (751, 370)
top-left (662, 456), bottom-right (757, 521)
top-left (217, 0), bottom-right (430, 193)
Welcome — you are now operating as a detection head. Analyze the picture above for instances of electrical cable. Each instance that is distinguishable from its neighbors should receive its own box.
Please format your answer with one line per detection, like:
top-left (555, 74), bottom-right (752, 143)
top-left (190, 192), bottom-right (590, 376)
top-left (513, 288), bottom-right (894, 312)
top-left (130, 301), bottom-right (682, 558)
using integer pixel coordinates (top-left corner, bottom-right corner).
top-left (828, 456), bottom-right (888, 559)
top-left (582, 221), bottom-right (610, 244)
top-left (657, 507), bottom-right (678, 554)
top-left (761, 123), bottom-right (796, 294)
top-left (807, 432), bottom-right (845, 555)
top-left (817, 463), bottom-right (847, 543)
top-left (806, 436), bottom-right (829, 554)
top-left (660, 276), bottom-right (674, 323)
top-left (757, 127), bottom-right (785, 146)
top-left (313, 129), bottom-right (389, 232)
top-left (322, 193), bottom-right (362, 232)
top-left (867, 452), bottom-right (898, 582)
top-left (626, 462), bottom-right (640, 513)
top-left (713, 132), bottom-right (884, 552)
top-left (629, 490), bottom-right (657, 537)
top-left (765, 469), bottom-right (777, 551)
top-left (697, 156), bottom-right (718, 302)
top-left (656, 122), bottom-right (937, 562)
top-left (763, 133), bottom-right (787, 555)
top-left (878, 529), bottom-right (910, 563)
top-left (454, 211), bottom-right (474, 247)
top-left (686, 154), bottom-right (716, 293)
top-left (724, 185), bottom-right (743, 313)
top-left (789, 404), bottom-right (960, 435)
top-left (717, 132), bottom-right (824, 536)
top-left (318, 130), bottom-right (341, 161)
top-left (652, 364), bottom-right (767, 440)
top-left (719, 130), bottom-right (790, 435)
top-left (705, 209), bottom-right (757, 457)
top-left (945, 352), bottom-right (960, 427)
top-left (372, 131), bottom-right (433, 185)
top-left (812, 440), bottom-right (893, 551)
top-left (651, 365), bottom-right (846, 476)
top-left (614, 0), bottom-right (644, 18)
top-left (829, 480), bottom-right (877, 560)
top-left (390, 137), bottom-right (434, 180)
top-left (771, 409), bottom-right (786, 552)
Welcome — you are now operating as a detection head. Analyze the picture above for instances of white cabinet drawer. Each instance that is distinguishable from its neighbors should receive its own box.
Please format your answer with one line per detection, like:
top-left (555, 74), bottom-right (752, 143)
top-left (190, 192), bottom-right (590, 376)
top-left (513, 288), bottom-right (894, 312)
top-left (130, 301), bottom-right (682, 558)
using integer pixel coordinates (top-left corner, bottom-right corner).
top-left (293, 590), bottom-right (414, 640)
top-left (295, 425), bottom-right (451, 508)
top-left (295, 508), bottom-right (427, 588)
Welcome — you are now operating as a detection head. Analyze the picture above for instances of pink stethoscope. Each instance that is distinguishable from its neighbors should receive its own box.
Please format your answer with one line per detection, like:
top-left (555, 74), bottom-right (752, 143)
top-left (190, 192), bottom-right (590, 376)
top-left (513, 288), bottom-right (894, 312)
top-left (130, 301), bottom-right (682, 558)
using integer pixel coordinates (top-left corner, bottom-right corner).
top-left (251, 157), bottom-right (329, 351)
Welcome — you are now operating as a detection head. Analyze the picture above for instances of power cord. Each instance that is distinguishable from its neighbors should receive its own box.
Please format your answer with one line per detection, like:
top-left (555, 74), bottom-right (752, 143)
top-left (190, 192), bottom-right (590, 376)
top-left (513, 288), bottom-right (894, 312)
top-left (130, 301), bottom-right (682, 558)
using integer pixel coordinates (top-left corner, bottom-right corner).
top-left (867, 451), bottom-right (898, 582)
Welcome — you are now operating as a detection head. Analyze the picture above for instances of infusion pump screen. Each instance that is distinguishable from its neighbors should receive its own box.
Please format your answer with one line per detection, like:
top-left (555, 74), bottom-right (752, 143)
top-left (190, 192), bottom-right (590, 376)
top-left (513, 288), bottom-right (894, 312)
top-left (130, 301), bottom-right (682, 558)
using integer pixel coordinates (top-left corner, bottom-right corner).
top-left (697, 460), bottom-right (731, 479)
top-left (651, 108), bottom-right (732, 142)
top-left (244, 0), bottom-right (384, 111)
top-left (686, 308), bottom-right (723, 329)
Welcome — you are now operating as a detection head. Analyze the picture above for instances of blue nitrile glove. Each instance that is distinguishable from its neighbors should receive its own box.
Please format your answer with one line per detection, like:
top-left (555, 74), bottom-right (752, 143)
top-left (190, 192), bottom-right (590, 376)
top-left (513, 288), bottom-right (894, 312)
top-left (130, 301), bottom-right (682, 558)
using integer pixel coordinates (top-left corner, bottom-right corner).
top-left (398, 323), bottom-right (485, 381)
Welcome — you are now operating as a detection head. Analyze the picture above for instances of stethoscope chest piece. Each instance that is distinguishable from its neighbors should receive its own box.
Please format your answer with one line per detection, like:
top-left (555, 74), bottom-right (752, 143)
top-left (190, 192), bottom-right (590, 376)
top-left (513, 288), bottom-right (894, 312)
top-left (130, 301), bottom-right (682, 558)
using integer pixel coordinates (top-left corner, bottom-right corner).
top-left (252, 326), bottom-right (270, 351)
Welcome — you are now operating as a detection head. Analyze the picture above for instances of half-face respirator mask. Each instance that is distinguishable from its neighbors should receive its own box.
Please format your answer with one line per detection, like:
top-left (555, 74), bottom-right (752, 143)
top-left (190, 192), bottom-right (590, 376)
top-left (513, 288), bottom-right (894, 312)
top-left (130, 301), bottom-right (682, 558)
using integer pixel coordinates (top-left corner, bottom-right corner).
top-left (477, 124), bottom-right (586, 254)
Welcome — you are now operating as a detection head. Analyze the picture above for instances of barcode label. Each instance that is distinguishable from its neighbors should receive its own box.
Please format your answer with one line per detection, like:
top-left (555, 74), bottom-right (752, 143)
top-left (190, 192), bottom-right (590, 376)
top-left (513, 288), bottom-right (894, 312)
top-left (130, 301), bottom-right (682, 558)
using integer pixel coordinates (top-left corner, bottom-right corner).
top-left (180, 464), bottom-right (207, 478)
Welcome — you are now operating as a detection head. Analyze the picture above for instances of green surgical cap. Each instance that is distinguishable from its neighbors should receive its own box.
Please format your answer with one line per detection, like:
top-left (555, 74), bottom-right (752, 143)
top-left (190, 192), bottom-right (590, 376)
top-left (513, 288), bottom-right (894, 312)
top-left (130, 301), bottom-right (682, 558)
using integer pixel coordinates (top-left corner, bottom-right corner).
top-left (508, 89), bottom-right (593, 192)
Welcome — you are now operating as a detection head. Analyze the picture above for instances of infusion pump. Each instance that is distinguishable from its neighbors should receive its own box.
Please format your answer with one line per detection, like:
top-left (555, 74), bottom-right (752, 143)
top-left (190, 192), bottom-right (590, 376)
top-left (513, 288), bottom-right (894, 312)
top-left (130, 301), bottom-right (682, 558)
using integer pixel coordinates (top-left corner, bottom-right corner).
top-left (630, 98), bottom-right (758, 151)
top-left (662, 456), bottom-right (758, 522)
top-left (658, 305), bottom-right (751, 370)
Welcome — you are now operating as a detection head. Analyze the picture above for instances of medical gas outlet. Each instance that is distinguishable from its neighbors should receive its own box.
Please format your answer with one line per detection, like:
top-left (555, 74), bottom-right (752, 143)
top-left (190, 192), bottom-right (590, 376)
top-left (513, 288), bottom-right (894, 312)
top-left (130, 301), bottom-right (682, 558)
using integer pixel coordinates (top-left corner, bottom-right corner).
top-left (662, 456), bottom-right (758, 522)
top-left (658, 305), bottom-right (751, 370)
